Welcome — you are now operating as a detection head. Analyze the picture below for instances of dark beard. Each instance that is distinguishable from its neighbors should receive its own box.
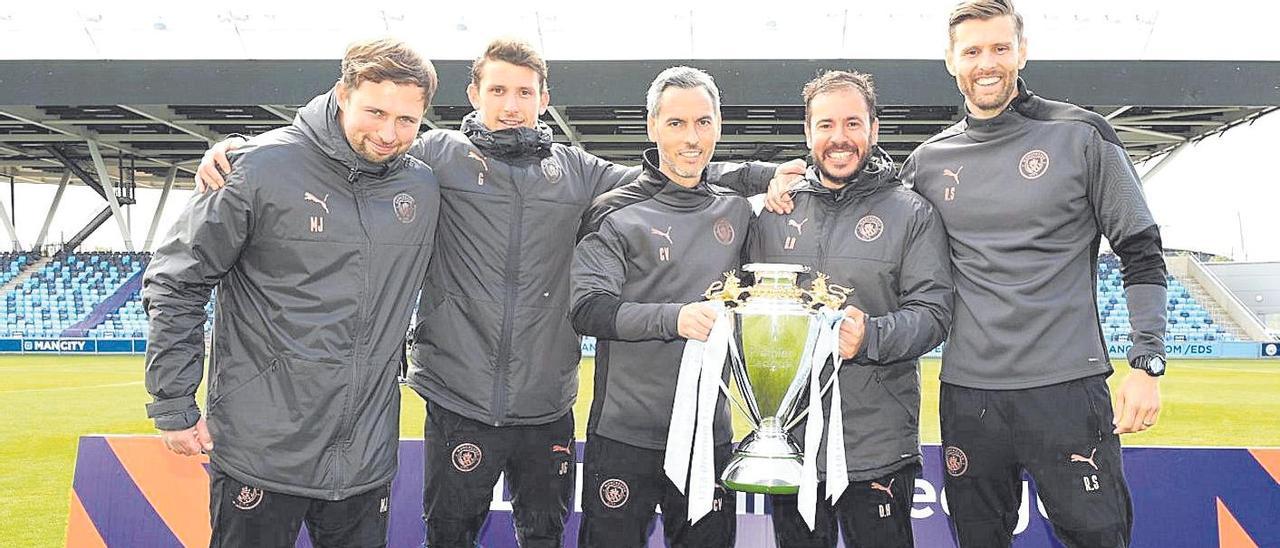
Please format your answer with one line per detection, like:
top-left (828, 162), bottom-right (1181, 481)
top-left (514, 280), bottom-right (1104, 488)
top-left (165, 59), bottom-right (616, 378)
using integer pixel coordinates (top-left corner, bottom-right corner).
top-left (962, 74), bottom-right (1017, 112)
top-left (810, 150), bottom-right (870, 188)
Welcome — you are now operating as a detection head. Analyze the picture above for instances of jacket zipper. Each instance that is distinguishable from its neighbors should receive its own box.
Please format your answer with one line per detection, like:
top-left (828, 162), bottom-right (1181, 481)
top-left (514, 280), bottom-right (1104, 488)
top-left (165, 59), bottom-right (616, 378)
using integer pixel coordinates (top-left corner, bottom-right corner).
top-left (492, 163), bottom-right (524, 426)
top-left (335, 167), bottom-right (371, 495)
top-left (816, 195), bottom-right (838, 276)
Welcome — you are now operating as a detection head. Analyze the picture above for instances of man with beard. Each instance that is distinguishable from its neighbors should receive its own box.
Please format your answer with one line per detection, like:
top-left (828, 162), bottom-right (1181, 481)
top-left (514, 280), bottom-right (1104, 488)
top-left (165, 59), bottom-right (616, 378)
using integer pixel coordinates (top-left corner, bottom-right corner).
top-left (144, 39), bottom-right (439, 547)
top-left (570, 66), bottom-right (748, 547)
top-left (749, 70), bottom-right (952, 548)
top-left (194, 38), bottom-right (800, 547)
top-left (900, 1), bottom-right (1166, 546)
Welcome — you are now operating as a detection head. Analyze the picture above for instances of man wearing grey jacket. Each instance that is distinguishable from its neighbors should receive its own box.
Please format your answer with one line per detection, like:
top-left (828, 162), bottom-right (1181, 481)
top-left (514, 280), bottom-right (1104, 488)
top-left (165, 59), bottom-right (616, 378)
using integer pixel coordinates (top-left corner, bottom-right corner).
top-left (899, 1), bottom-right (1165, 546)
top-left (144, 39), bottom-right (440, 547)
top-left (570, 66), bottom-right (748, 547)
top-left (752, 70), bottom-right (953, 548)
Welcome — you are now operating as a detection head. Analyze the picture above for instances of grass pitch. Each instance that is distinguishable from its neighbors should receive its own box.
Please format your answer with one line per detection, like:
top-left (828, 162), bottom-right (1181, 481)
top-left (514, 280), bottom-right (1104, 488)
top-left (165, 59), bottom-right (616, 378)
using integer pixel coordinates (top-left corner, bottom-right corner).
top-left (1, 355), bottom-right (1277, 546)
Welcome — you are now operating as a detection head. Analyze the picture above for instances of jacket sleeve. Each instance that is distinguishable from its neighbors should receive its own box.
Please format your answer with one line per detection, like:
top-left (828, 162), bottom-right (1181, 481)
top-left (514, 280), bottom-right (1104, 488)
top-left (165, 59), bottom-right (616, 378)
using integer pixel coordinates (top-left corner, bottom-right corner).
top-left (573, 150), bottom-right (643, 199)
top-left (743, 211), bottom-right (765, 267)
top-left (570, 220), bottom-right (682, 341)
top-left (406, 130), bottom-right (448, 166)
top-left (857, 204), bottom-right (954, 365)
top-left (705, 161), bottom-right (779, 196)
top-left (142, 164), bottom-right (254, 430)
top-left (1085, 129), bottom-right (1168, 364)
top-left (573, 148), bottom-right (780, 199)
top-left (898, 153), bottom-right (919, 191)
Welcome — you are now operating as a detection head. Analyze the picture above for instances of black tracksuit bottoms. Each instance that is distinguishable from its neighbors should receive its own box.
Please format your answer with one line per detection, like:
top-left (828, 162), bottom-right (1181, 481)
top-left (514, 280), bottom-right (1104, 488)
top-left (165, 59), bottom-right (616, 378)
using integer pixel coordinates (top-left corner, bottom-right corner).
top-left (940, 375), bottom-right (1134, 548)
top-left (422, 400), bottom-right (575, 548)
top-left (770, 462), bottom-right (921, 548)
top-left (578, 434), bottom-right (737, 547)
top-left (208, 463), bottom-right (390, 547)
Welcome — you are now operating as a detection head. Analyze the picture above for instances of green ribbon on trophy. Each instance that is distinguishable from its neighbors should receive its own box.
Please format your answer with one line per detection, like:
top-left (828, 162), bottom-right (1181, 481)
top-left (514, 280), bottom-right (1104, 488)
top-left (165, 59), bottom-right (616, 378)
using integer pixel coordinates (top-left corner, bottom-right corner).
top-left (664, 263), bottom-right (852, 528)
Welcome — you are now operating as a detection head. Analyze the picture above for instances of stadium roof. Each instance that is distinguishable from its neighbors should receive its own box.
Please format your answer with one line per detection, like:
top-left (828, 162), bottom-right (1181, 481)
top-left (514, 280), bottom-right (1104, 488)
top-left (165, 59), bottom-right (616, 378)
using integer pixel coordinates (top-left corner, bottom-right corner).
top-left (1, 2), bottom-right (1278, 188)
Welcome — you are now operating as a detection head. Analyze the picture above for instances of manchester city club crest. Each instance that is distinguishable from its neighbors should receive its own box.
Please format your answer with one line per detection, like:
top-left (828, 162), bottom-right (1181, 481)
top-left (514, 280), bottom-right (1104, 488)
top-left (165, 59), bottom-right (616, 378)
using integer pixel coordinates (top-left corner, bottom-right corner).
top-left (713, 217), bottom-right (736, 245)
top-left (541, 157), bottom-right (563, 183)
top-left (599, 478), bottom-right (630, 508)
top-left (855, 214), bottom-right (884, 242)
top-left (393, 192), bottom-right (416, 224)
top-left (945, 446), bottom-right (969, 477)
top-left (451, 442), bottom-right (483, 472)
top-left (232, 485), bottom-right (264, 510)
top-left (1019, 149), bottom-right (1049, 180)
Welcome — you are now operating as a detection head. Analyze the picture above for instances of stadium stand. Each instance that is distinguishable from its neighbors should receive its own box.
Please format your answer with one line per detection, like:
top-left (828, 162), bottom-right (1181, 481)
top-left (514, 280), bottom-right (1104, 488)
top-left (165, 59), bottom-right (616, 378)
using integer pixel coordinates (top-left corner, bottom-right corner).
top-left (1097, 254), bottom-right (1237, 342)
top-left (0, 251), bottom-right (1248, 343)
top-left (1, 252), bottom-right (149, 338)
top-left (0, 252), bottom-right (38, 289)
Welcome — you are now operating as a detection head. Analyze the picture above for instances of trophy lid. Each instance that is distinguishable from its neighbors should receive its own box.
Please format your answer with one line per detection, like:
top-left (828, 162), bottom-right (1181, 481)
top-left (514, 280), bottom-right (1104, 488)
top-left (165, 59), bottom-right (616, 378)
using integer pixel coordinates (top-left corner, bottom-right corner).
top-left (743, 263), bottom-right (808, 274)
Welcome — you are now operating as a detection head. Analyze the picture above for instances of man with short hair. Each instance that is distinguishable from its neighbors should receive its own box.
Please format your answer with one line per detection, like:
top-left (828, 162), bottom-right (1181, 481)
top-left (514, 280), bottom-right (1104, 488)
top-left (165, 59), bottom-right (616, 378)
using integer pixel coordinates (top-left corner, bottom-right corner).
top-left (900, 1), bottom-right (1166, 546)
top-left (195, 38), bottom-right (797, 546)
top-left (751, 69), bottom-right (952, 548)
top-left (570, 66), bottom-right (748, 547)
top-left (144, 38), bottom-right (440, 547)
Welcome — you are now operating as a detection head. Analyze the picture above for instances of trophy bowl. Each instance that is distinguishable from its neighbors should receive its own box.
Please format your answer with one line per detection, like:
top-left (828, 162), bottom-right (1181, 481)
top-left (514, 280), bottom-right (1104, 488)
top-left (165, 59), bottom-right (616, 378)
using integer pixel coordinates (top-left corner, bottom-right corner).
top-left (707, 263), bottom-right (849, 494)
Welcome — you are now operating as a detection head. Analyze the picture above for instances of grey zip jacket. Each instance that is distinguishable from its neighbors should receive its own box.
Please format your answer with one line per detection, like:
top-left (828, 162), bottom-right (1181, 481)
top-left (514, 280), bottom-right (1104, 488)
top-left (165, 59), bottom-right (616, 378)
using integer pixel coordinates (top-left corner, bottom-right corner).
top-left (405, 115), bottom-right (775, 426)
top-left (570, 149), bottom-right (752, 449)
top-left (143, 89), bottom-right (440, 500)
top-left (901, 79), bottom-right (1167, 389)
top-left (747, 148), bottom-right (953, 481)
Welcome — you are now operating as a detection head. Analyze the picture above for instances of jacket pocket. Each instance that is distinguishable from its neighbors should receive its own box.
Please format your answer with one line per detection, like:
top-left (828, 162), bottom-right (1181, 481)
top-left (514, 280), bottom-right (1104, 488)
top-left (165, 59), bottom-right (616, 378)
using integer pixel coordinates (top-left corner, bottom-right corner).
top-left (412, 293), bottom-right (502, 412)
top-left (211, 357), bottom-right (348, 455)
top-left (839, 364), bottom-right (920, 465)
top-left (875, 367), bottom-right (920, 425)
top-left (208, 358), bottom-right (280, 411)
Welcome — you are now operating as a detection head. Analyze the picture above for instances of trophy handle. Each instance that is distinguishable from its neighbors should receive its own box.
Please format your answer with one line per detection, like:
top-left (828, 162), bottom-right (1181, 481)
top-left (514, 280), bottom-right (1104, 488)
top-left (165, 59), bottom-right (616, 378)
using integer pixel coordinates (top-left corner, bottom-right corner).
top-left (804, 273), bottom-right (853, 310)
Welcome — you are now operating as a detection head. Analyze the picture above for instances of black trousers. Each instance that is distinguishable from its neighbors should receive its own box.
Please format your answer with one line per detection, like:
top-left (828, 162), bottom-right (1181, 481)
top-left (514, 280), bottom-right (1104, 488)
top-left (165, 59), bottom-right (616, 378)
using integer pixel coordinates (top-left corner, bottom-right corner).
top-left (940, 375), bottom-right (1133, 548)
top-left (208, 463), bottom-right (389, 548)
top-left (422, 400), bottom-right (575, 547)
top-left (770, 462), bottom-right (920, 548)
top-left (578, 435), bottom-right (736, 548)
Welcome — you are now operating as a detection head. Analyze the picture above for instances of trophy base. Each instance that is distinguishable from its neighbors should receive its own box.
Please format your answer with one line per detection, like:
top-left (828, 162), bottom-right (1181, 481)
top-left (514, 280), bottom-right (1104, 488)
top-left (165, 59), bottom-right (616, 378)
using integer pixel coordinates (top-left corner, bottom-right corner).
top-left (721, 430), bottom-right (803, 494)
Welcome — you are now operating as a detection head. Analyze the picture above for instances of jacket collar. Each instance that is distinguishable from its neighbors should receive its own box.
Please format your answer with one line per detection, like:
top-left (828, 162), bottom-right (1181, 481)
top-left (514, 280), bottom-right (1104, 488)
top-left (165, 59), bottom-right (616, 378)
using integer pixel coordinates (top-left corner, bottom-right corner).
top-left (636, 148), bottom-right (718, 210)
top-left (795, 146), bottom-right (899, 202)
top-left (460, 111), bottom-right (554, 163)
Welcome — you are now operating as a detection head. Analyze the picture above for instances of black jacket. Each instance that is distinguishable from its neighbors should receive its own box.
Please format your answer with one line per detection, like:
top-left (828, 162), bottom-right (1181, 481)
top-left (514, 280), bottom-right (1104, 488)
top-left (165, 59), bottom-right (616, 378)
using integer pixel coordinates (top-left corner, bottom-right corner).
top-left (748, 148), bottom-right (952, 481)
top-left (144, 89), bottom-right (440, 499)
top-left (571, 149), bottom-right (752, 449)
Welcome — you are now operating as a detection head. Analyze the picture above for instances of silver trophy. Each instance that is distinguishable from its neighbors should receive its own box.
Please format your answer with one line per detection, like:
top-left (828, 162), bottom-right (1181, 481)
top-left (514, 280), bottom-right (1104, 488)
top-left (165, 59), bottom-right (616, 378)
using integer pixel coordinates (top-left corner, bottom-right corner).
top-left (704, 263), bottom-right (850, 494)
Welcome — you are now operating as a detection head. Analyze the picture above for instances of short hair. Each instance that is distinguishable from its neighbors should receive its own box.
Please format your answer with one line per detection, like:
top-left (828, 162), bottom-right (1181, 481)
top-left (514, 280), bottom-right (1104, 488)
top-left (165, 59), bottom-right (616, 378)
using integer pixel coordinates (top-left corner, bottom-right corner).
top-left (948, 0), bottom-right (1024, 47)
top-left (340, 38), bottom-right (438, 106)
top-left (802, 70), bottom-right (878, 123)
top-left (645, 66), bottom-right (721, 119)
top-left (471, 38), bottom-right (549, 92)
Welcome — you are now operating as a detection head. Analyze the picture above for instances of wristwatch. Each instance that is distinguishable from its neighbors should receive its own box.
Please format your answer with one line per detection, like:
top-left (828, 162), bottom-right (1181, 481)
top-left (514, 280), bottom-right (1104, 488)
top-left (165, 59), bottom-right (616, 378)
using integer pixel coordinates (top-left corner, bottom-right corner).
top-left (1132, 355), bottom-right (1166, 377)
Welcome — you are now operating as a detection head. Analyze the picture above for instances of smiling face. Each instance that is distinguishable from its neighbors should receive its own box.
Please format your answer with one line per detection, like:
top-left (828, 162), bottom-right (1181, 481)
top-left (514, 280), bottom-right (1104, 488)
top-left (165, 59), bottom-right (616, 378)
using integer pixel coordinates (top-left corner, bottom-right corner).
top-left (336, 79), bottom-right (426, 164)
top-left (647, 85), bottom-right (721, 188)
top-left (805, 87), bottom-right (880, 189)
top-left (946, 14), bottom-right (1028, 119)
top-left (467, 60), bottom-right (550, 131)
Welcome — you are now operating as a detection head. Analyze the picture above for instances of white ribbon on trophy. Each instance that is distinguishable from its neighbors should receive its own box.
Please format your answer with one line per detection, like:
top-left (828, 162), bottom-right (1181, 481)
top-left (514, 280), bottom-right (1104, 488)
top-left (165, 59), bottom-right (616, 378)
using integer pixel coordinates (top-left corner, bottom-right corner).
top-left (664, 305), bottom-right (733, 524)
top-left (798, 310), bottom-right (849, 530)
